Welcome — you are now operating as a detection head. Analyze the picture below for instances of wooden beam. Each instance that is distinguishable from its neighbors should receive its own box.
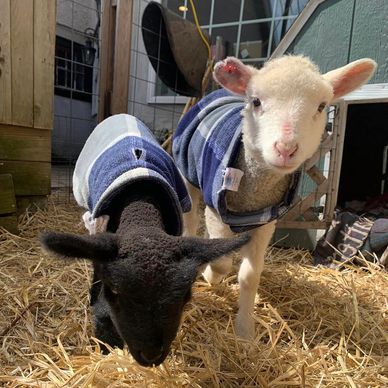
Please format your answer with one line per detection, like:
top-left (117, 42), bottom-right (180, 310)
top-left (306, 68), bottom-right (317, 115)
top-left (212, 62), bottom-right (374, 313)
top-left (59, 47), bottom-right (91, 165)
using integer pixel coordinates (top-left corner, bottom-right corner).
top-left (307, 165), bottom-right (326, 185)
top-left (301, 208), bottom-right (320, 222)
top-left (111, 0), bottom-right (133, 115)
top-left (0, 0), bottom-right (12, 124)
top-left (0, 124), bottom-right (51, 162)
top-left (324, 101), bottom-right (348, 220)
top-left (98, 0), bottom-right (116, 121)
top-left (282, 180), bottom-right (329, 221)
top-left (33, 0), bottom-right (56, 130)
top-left (276, 220), bottom-right (329, 230)
top-left (10, 0), bottom-right (34, 127)
top-left (0, 174), bottom-right (16, 215)
top-left (99, 0), bottom-right (133, 120)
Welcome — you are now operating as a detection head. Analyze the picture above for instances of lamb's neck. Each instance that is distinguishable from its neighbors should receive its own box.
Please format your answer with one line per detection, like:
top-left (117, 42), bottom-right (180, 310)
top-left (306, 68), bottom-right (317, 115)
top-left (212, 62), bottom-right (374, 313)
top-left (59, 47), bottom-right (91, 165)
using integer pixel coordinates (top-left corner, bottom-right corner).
top-left (116, 199), bottom-right (165, 235)
top-left (226, 144), bottom-right (291, 212)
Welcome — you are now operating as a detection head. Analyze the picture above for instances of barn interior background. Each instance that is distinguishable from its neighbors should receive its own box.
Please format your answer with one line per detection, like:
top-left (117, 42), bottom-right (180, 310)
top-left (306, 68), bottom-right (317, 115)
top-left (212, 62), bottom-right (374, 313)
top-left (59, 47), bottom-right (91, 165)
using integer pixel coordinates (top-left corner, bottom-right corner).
top-left (0, 0), bottom-right (387, 386)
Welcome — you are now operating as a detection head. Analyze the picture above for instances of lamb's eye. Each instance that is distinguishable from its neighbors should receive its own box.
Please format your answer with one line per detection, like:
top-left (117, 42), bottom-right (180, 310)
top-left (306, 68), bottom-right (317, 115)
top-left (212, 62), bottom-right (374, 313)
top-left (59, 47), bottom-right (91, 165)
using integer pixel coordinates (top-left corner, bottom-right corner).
top-left (252, 98), bottom-right (261, 108)
top-left (318, 102), bottom-right (326, 113)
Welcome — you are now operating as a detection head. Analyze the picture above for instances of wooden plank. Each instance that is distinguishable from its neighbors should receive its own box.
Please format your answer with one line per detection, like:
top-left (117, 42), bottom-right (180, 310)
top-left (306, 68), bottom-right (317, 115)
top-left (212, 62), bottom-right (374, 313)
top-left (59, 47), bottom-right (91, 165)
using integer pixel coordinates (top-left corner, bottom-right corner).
top-left (0, 160), bottom-right (50, 196)
top-left (0, 0), bottom-right (12, 124)
top-left (324, 102), bottom-right (348, 220)
top-left (0, 124), bottom-right (50, 162)
top-left (33, 0), bottom-right (56, 129)
top-left (302, 208), bottom-right (320, 222)
top-left (0, 214), bottom-right (18, 234)
top-left (111, 0), bottom-right (133, 115)
top-left (276, 220), bottom-right (329, 230)
top-left (282, 180), bottom-right (329, 221)
top-left (98, 0), bottom-right (116, 121)
top-left (10, 0), bottom-right (34, 127)
top-left (0, 174), bottom-right (16, 215)
top-left (306, 165), bottom-right (326, 185)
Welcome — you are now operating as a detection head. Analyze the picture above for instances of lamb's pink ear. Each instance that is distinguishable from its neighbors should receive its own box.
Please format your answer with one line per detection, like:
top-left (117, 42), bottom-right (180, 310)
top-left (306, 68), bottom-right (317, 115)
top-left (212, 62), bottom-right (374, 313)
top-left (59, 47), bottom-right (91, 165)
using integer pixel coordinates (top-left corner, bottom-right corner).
top-left (323, 59), bottom-right (377, 100)
top-left (213, 57), bottom-right (255, 95)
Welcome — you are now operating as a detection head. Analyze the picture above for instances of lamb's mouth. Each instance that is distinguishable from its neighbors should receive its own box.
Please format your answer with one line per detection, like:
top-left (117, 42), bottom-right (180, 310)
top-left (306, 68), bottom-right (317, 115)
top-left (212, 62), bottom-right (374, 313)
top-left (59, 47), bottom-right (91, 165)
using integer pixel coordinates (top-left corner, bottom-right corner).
top-left (268, 162), bottom-right (297, 172)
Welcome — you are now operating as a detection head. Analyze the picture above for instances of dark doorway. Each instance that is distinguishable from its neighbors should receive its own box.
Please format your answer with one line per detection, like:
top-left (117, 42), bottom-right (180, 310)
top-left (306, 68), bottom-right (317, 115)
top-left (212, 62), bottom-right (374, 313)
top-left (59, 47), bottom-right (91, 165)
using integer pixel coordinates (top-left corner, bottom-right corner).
top-left (337, 103), bottom-right (388, 207)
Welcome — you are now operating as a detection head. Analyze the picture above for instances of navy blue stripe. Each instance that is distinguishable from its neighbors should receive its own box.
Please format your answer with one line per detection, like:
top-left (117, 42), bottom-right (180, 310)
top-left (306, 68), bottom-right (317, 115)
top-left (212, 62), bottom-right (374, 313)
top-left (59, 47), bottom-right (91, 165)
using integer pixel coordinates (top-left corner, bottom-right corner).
top-left (201, 106), bottom-right (243, 207)
top-left (88, 136), bottom-right (189, 212)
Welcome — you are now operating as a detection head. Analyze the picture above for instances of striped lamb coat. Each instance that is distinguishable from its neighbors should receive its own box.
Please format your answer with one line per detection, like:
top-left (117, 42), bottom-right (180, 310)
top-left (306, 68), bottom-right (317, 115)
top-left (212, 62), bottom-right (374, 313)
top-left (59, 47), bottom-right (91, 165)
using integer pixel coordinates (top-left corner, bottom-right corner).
top-left (172, 89), bottom-right (300, 232)
top-left (73, 114), bottom-right (191, 236)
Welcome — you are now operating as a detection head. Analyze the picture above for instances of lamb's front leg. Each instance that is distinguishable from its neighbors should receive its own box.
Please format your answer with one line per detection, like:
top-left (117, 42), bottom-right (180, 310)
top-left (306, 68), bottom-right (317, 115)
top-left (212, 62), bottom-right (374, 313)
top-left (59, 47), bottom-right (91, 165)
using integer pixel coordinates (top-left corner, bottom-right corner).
top-left (182, 179), bottom-right (202, 236)
top-left (235, 221), bottom-right (276, 339)
top-left (202, 206), bottom-right (234, 284)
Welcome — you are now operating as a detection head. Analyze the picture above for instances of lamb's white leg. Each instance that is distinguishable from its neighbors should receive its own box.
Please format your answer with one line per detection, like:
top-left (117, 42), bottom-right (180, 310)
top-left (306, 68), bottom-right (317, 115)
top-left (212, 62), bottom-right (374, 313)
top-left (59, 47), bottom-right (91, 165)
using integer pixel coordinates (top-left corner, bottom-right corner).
top-left (182, 180), bottom-right (202, 237)
top-left (235, 221), bottom-right (276, 339)
top-left (202, 206), bottom-right (234, 284)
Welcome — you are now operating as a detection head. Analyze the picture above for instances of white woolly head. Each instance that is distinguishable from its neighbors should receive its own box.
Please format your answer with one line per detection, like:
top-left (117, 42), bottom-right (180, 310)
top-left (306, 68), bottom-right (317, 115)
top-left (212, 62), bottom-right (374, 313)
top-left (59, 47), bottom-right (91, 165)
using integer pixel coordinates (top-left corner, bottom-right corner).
top-left (213, 55), bottom-right (377, 174)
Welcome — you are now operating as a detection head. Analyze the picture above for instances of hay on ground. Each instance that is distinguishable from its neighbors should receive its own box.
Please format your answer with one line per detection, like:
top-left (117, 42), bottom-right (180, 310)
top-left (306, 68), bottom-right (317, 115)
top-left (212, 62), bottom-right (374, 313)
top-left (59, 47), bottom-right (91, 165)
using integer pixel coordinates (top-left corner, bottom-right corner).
top-left (0, 198), bottom-right (387, 387)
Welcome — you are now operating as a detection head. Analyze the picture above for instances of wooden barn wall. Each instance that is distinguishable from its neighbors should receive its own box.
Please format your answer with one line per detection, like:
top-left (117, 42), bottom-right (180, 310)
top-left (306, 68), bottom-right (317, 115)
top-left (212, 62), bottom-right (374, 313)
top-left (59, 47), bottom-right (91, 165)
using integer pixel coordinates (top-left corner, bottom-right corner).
top-left (287, 0), bottom-right (388, 83)
top-left (0, 0), bottom-right (56, 232)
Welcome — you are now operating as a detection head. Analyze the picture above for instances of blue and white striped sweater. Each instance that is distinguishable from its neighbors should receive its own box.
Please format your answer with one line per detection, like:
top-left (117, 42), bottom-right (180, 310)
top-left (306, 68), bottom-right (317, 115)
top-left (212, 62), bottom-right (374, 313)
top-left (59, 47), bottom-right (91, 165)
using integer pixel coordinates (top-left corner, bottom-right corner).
top-left (73, 114), bottom-right (191, 236)
top-left (173, 89), bottom-right (300, 232)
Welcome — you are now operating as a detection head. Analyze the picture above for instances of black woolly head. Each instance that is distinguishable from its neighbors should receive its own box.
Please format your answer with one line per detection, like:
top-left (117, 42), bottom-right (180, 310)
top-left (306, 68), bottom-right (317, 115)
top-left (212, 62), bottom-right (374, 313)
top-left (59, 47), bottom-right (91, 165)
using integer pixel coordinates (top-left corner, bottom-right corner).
top-left (40, 227), bottom-right (250, 366)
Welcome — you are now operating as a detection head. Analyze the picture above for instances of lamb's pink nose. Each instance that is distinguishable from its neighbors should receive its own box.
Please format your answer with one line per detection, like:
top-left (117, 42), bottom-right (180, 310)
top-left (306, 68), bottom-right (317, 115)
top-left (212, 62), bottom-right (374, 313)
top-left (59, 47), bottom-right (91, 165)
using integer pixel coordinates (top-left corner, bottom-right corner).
top-left (274, 141), bottom-right (298, 158)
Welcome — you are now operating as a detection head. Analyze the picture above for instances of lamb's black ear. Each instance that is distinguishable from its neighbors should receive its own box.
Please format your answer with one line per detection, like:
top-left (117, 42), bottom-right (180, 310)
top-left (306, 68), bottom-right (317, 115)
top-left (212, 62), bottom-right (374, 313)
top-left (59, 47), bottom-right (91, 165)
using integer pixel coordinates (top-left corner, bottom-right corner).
top-left (40, 231), bottom-right (118, 261)
top-left (180, 233), bottom-right (250, 265)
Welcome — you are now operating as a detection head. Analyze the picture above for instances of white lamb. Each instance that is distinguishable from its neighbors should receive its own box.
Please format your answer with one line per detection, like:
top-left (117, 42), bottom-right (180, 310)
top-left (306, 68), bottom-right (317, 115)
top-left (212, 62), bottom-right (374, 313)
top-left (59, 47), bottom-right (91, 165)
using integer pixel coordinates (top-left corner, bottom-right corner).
top-left (172, 55), bottom-right (376, 339)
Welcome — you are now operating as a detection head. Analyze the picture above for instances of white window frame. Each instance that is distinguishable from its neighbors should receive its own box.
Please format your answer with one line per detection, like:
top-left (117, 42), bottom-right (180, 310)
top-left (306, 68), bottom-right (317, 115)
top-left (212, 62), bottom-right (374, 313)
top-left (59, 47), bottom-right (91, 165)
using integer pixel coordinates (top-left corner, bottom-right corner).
top-left (146, 66), bottom-right (190, 104)
top-left (147, 0), bottom-right (306, 104)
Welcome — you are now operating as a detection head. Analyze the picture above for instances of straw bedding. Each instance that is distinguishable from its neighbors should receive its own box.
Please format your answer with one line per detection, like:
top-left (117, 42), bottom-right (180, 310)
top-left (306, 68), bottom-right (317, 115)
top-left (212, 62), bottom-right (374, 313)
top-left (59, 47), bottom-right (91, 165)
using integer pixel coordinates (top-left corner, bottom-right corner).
top-left (0, 198), bottom-right (387, 387)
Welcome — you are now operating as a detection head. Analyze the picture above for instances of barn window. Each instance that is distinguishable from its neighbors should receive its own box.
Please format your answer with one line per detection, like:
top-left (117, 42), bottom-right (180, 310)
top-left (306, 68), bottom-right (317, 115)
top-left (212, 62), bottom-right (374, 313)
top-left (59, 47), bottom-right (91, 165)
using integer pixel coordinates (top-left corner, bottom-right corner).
top-left (54, 36), bottom-right (93, 102)
top-left (147, 0), bottom-right (309, 103)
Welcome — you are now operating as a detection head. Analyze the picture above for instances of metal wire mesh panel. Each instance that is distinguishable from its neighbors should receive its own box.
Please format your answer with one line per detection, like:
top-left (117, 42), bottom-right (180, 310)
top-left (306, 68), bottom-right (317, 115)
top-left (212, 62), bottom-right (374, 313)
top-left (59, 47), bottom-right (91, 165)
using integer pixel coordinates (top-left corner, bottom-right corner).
top-left (52, 0), bottom-right (101, 202)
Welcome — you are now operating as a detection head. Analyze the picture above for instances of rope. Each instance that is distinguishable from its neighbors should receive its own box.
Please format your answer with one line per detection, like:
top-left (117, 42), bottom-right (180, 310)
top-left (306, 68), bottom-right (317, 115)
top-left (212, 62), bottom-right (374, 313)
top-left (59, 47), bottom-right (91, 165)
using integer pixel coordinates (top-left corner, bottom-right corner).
top-left (188, 0), bottom-right (211, 61)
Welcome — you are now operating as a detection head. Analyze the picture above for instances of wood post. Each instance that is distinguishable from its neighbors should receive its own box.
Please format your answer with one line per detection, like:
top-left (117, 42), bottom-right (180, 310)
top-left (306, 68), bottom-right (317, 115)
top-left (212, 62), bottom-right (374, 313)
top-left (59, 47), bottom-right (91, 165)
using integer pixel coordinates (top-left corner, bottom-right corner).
top-left (98, 0), bottom-right (133, 122)
top-left (0, 174), bottom-right (17, 234)
top-left (0, 0), bottom-right (55, 233)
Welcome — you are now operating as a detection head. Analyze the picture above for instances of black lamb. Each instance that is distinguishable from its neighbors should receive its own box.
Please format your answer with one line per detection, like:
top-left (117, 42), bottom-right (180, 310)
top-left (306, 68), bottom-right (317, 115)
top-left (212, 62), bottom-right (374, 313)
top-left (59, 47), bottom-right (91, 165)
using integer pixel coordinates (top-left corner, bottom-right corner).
top-left (41, 114), bottom-right (249, 366)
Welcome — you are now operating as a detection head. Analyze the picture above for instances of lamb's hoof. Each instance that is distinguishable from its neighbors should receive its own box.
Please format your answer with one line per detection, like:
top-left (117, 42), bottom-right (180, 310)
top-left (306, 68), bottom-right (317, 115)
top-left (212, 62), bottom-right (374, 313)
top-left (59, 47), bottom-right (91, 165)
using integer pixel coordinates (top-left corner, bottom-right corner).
top-left (235, 315), bottom-right (255, 340)
top-left (202, 266), bottom-right (225, 285)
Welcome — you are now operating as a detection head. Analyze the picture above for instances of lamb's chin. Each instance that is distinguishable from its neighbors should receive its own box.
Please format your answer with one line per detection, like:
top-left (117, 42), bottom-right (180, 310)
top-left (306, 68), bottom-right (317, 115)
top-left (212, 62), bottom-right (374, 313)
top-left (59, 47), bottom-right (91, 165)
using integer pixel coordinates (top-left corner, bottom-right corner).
top-left (266, 160), bottom-right (299, 175)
